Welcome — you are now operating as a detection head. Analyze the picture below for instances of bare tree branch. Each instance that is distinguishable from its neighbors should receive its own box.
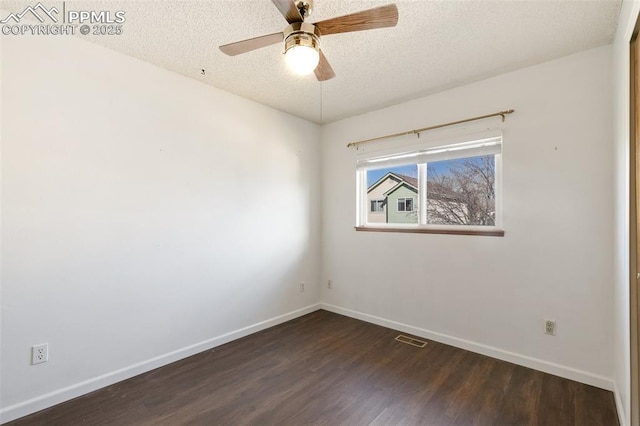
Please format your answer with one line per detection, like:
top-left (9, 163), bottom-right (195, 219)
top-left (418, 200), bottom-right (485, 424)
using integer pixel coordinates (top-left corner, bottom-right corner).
top-left (426, 156), bottom-right (495, 226)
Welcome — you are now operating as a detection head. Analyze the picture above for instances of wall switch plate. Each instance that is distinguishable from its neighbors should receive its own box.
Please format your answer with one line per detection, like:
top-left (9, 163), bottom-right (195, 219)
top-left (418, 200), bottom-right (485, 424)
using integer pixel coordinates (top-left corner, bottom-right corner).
top-left (328, 280), bottom-right (332, 289)
top-left (32, 343), bottom-right (48, 365)
top-left (545, 320), bottom-right (556, 336)
top-left (300, 282), bottom-right (305, 292)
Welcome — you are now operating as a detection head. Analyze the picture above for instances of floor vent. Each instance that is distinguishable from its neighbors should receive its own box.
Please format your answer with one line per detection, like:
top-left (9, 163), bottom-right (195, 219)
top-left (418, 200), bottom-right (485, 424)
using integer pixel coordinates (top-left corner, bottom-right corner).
top-left (395, 335), bottom-right (427, 348)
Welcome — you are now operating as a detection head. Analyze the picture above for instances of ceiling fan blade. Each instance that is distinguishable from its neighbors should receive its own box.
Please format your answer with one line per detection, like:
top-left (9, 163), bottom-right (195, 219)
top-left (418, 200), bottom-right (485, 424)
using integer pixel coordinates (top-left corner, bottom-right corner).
top-left (315, 51), bottom-right (335, 81)
top-left (271, 0), bottom-right (304, 24)
top-left (219, 32), bottom-right (284, 56)
top-left (314, 4), bottom-right (398, 36)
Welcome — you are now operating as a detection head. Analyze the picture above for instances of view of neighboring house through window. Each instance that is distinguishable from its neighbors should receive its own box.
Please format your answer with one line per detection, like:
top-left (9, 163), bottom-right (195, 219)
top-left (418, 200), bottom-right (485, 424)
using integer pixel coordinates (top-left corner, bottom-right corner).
top-left (358, 135), bottom-right (501, 229)
top-left (366, 165), bottom-right (418, 224)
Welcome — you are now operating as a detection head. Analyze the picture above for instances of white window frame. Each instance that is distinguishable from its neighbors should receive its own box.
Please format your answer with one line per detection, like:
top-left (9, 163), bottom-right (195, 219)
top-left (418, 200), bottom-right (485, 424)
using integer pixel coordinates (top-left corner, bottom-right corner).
top-left (355, 133), bottom-right (503, 235)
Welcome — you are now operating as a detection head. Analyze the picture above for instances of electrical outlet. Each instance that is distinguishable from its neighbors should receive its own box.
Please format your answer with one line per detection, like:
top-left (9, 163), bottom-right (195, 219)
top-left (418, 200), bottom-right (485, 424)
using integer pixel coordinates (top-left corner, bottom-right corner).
top-left (328, 280), bottom-right (332, 289)
top-left (300, 282), bottom-right (305, 292)
top-left (31, 343), bottom-right (48, 365)
top-left (545, 320), bottom-right (556, 336)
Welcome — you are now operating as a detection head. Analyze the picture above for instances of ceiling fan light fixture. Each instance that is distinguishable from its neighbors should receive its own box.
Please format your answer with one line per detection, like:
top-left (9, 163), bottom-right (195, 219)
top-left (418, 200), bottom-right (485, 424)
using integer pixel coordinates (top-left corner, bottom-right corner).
top-left (284, 23), bottom-right (320, 75)
top-left (219, 2), bottom-right (399, 81)
top-left (285, 43), bottom-right (319, 75)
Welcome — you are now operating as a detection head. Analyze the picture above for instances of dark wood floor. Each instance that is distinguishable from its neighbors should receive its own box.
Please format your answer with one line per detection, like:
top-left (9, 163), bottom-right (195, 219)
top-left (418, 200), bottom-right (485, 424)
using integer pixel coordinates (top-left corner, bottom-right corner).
top-left (8, 310), bottom-right (618, 425)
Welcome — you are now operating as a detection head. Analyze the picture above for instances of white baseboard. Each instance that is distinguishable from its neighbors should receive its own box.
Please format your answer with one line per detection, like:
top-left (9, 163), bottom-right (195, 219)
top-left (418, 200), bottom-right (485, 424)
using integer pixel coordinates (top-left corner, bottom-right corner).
top-left (321, 303), bottom-right (615, 392)
top-left (0, 303), bottom-right (321, 425)
top-left (614, 381), bottom-right (627, 426)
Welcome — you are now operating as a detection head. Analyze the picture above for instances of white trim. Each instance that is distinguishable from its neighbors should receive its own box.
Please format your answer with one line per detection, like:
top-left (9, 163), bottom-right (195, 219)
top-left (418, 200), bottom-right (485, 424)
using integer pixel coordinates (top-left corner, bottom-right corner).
top-left (0, 304), bottom-right (322, 425)
top-left (616, 380), bottom-right (628, 426)
top-left (494, 152), bottom-right (503, 228)
top-left (320, 303), bottom-right (615, 392)
top-left (418, 163), bottom-right (427, 224)
top-left (358, 223), bottom-right (504, 233)
top-left (356, 170), bottom-right (367, 226)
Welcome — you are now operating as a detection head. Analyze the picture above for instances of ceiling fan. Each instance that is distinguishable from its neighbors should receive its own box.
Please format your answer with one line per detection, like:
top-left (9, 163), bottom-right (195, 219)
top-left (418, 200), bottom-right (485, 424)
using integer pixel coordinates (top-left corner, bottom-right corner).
top-left (219, 0), bottom-right (399, 81)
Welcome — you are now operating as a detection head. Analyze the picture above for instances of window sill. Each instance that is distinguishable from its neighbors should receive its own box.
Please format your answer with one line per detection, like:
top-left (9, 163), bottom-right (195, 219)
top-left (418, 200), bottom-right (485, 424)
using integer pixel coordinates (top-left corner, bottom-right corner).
top-left (354, 226), bottom-right (505, 237)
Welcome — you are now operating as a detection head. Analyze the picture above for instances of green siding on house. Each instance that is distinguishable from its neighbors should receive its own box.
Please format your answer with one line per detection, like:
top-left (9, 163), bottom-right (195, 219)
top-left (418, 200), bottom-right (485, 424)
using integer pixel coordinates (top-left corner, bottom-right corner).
top-left (386, 184), bottom-right (418, 224)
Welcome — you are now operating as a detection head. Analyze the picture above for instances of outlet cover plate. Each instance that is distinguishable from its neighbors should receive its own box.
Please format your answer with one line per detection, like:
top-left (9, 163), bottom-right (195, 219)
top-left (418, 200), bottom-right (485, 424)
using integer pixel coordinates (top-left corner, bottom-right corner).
top-left (32, 343), bottom-right (48, 365)
top-left (545, 320), bottom-right (556, 336)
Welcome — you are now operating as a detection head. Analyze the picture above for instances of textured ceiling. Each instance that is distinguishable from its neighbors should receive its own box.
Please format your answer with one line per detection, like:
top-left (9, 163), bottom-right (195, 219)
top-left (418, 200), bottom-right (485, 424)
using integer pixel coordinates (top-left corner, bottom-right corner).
top-left (1, 0), bottom-right (622, 123)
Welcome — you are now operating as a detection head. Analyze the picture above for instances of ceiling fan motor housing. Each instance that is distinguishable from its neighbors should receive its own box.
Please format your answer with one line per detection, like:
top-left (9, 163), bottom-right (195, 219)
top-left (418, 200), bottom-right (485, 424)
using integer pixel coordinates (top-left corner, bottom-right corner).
top-left (283, 22), bottom-right (321, 55)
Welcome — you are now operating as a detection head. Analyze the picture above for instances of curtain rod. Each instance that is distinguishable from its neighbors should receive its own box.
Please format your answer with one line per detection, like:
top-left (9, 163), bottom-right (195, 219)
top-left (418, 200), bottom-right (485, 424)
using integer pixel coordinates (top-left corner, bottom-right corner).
top-left (346, 109), bottom-right (515, 148)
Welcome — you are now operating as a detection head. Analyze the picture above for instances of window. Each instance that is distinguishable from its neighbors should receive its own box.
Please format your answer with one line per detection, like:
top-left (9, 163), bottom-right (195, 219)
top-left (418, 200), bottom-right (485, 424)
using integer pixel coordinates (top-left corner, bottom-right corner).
top-left (397, 198), bottom-right (414, 212)
top-left (356, 134), bottom-right (502, 235)
top-left (370, 200), bottom-right (384, 212)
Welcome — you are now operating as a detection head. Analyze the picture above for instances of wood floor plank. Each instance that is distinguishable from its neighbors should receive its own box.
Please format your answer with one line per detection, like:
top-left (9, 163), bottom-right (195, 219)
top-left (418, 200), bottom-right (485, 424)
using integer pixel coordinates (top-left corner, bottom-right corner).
top-left (448, 356), bottom-right (515, 426)
top-left (573, 381), bottom-right (619, 426)
top-left (7, 310), bottom-right (619, 426)
top-left (536, 373), bottom-right (576, 425)
top-left (491, 363), bottom-right (543, 426)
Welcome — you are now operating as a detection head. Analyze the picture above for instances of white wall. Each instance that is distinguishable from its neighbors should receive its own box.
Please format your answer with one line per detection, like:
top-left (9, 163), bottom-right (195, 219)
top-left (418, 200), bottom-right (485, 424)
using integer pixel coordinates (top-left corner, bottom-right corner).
top-left (321, 46), bottom-right (614, 390)
top-left (0, 33), bottom-right (321, 422)
top-left (613, 2), bottom-right (640, 425)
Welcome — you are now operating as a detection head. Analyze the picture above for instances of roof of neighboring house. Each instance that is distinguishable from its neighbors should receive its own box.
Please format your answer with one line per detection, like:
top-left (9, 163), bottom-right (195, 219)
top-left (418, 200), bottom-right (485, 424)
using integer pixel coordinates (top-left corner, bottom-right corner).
top-left (395, 174), bottom-right (418, 188)
top-left (367, 171), bottom-right (467, 204)
top-left (367, 172), bottom-right (418, 194)
top-left (383, 181), bottom-right (418, 197)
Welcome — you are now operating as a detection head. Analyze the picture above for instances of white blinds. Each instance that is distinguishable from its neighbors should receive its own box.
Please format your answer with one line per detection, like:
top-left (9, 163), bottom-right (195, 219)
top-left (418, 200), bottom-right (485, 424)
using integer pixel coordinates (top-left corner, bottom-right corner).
top-left (356, 135), bottom-right (502, 171)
